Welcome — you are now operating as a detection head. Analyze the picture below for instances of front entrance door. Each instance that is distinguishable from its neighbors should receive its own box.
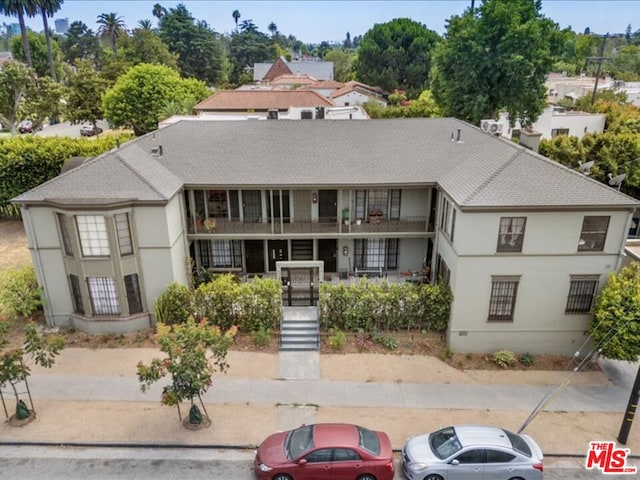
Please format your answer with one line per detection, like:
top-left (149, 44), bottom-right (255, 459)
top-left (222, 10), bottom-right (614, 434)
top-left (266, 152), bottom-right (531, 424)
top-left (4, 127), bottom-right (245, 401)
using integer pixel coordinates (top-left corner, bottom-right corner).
top-left (318, 239), bottom-right (337, 272)
top-left (268, 240), bottom-right (288, 271)
top-left (245, 240), bottom-right (264, 273)
top-left (318, 190), bottom-right (337, 223)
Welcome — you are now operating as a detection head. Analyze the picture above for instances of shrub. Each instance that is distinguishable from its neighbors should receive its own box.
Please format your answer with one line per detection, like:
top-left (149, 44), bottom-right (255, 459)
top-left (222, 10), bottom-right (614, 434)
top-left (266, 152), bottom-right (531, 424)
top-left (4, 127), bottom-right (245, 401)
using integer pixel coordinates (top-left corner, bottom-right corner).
top-left (372, 332), bottom-right (398, 351)
top-left (327, 328), bottom-right (347, 350)
top-left (493, 349), bottom-right (517, 369)
top-left (354, 331), bottom-right (373, 352)
top-left (250, 326), bottom-right (272, 347)
top-left (154, 282), bottom-right (192, 325)
top-left (0, 265), bottom-right (42, 319)
top-left (520, 352), bottom-right (535, 367)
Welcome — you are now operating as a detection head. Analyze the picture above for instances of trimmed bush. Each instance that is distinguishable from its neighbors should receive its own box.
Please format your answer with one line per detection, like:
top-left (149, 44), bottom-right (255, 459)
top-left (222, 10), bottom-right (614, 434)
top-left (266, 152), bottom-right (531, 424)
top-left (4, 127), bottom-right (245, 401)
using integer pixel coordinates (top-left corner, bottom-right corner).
top-left (0, 265), bottom-right (42, 319)
top-left (493, 349), bottom-right (517, 369)
top-left (154, 282), bottom-right (192, 325)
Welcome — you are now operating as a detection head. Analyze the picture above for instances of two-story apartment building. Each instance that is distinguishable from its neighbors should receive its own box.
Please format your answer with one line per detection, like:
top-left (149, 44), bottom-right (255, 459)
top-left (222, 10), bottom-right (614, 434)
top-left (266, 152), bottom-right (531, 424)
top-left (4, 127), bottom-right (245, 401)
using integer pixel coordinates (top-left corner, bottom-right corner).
top-left (13, 119), bottom-right (639, 354)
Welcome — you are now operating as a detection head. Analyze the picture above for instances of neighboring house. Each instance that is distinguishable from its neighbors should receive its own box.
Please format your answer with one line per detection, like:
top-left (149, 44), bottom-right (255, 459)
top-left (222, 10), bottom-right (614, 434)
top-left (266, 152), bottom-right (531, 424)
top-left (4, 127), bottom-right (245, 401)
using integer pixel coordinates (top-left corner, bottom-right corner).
top-left (269, 73), bottom-right (319, 89)
top-left (193, 90), bottom-right (334, 118)
top-left (306, 79), bottom-right (345, 99)
top-left (615, 81), bottom-right (640, 107)
top-left (13, 119), bottom-right (639, 356)
top-left (493, 105), bottom-right (606, 142)
top-left (254, 56), bottom-right (334, 82)
top-left (545, 73), bottom-right (615, 102)
top-left (331, 81), bottom-right (388, 107)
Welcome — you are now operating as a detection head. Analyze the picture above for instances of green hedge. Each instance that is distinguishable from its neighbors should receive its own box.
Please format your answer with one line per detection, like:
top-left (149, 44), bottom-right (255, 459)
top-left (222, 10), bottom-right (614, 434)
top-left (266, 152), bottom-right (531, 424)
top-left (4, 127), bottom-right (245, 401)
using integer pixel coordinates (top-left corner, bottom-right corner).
top-left (154, 275), bottom-right (281, 332)
top-left (0, 134), bottom-right (133, 217)
top-left (0, 264), bottom-right (42, 319)
top-left (319, 278), bottom-right (452, 332)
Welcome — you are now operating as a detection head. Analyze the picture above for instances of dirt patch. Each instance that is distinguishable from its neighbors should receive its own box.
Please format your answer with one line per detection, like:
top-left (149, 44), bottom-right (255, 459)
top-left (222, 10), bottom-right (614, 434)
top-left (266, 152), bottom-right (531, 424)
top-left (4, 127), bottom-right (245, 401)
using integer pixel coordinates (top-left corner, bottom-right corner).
top-left (0, 220), bottom-right (31, 271)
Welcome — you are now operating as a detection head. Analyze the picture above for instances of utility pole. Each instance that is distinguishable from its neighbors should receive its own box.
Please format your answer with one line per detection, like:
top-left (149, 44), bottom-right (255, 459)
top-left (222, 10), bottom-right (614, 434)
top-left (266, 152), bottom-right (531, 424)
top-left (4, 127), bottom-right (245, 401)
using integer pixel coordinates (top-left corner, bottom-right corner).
top-left (618, 362), bottom-right (640, 444)
top-left (590, 33), bottom-right (608, 106)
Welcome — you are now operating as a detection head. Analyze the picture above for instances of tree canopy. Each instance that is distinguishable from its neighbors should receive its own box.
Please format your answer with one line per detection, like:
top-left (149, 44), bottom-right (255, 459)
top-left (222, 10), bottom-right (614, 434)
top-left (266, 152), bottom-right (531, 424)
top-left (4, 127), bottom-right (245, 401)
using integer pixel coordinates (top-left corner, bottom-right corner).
top-left (102, 63), bottom-right (210, 136)
top-left (354, 18), bottom-right (440, 98)
top-left (228, 28), bottom-right (271, 86)
top-left (65, 60), bottom-right (107, 127)
top-left (590, 263), bottom-right (640, 361)
top-left (431, 0), bottom-right (562, 127)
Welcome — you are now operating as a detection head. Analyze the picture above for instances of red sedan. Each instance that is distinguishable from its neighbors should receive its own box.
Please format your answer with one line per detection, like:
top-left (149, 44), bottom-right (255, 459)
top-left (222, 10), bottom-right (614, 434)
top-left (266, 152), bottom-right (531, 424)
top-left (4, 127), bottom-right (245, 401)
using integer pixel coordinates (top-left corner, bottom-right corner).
top-left (254, 423), bottom-right (395, 480)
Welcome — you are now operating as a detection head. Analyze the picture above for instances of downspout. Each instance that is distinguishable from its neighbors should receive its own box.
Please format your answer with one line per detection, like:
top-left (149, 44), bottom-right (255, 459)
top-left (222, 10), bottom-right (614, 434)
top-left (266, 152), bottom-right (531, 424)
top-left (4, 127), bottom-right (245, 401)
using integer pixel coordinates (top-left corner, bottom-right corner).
top-left (21, 206), bottom-right (55, 326)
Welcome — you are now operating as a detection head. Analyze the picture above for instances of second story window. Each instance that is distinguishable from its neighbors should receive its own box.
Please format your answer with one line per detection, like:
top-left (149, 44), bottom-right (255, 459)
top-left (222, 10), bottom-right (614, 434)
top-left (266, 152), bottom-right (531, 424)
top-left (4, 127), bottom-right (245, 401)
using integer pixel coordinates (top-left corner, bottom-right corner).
top-left (115, 213), bottom-right (133, 256)
top-left (497, 217), bottom-right (526, 252)
top-left (76, 215), bottom-right (110, 257)
top-left (578, 216), bottom-right (609, 252)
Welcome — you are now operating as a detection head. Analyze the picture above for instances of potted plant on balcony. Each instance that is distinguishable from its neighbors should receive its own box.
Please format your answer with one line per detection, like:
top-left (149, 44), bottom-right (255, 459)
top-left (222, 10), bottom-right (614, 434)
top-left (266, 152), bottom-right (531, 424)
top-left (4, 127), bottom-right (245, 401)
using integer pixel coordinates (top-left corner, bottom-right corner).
top-left (368, 208), bottom-right (383, 224)
top-left (204, 218), bottom-right (216, 233)
top-left (342, 208), bottom-right (349, 226)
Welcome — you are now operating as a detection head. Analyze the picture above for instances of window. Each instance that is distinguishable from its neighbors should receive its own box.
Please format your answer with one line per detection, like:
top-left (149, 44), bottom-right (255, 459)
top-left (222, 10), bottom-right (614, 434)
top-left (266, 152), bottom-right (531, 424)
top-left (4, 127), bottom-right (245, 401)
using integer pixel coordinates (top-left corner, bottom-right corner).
top-left (486, 450), bottom-right (515, 463)
top-left (242, 190), bottom-right (262, 223)
top-left (115, 213), bottom-right (133, 256)
top-left (57, 213), bottom-right (73, 257)
top-left (440, 196), bottom-right (455, 239)
top-left (304, 448), bottom-right (332, 463)
top-left (566, 276), bottom-right (599, 313)
top-left (198, 240), bottom-right (242, 268)
top-left (578, 216), bottom-right (609, 252)
top-left (353, 238), bottom-right (399, 271)
top-left (124, 274), bottom-right (143, 314)
top-left (436, 254), bottom-right (450, 286)
top-left (69, 274), bottom-right (84, 314)
top-left (551, 128), bottom-right (570, 137)
top-left (497, 217), bottom-right (526, 252)
top-left (76, 215), bottom-right (109, 256)
top-left (87, 277), bottom-right (119, 315)
top-left (488, 277), bottom-right (519, 322)
top-left (333, 449), bottom-right (361, 462)
top-left (455, 449), bottom-right (484, 464)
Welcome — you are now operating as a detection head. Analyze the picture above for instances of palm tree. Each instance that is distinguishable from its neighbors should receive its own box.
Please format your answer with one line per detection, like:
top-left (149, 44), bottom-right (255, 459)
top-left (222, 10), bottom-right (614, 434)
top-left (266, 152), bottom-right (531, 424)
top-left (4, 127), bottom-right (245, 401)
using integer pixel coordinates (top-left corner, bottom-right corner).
top-left (240, 19), bottom-right (257, 34)
top-left (232, 9), bottom-right (240, 32)
top-left (152, 3), bottom-right (165, 20)
top-left (96, 12), bottom-right (126, 55)
top-left (137, 19), bottom-right (153, 30)
top-left (0, 0), bottom-right (38, 68)
top-left (35, 0), bottom-right (62, 81)
top-left (268, 21), bottom-right (277, 37)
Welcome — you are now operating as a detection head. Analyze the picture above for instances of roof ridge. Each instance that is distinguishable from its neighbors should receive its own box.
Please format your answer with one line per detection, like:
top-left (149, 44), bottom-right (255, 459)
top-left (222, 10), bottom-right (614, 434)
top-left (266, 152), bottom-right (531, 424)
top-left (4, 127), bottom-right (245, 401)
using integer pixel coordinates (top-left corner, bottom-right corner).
top-left (114, 146), bottom-right (177, 201)
top-left (462, 148), bottom-right (526, 204)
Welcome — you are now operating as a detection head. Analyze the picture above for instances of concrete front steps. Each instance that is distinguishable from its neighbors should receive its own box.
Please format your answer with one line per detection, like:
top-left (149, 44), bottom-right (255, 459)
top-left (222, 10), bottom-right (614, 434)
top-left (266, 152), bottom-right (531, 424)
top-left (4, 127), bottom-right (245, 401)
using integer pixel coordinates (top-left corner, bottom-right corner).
top-left (280, 306), bottom-right (319, 351)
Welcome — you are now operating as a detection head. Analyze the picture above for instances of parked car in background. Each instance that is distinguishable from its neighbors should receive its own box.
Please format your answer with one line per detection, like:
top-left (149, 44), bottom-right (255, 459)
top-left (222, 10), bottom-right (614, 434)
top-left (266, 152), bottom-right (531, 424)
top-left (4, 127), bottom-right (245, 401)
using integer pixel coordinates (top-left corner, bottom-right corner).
top-left (402, 425), bottom-right (544, 480)
top-left (18, 120), bottom-right (34, 134)
top-left (255, 423), bottom-right (395, 480)
top-left (80, 124), bottom-right (103, 136)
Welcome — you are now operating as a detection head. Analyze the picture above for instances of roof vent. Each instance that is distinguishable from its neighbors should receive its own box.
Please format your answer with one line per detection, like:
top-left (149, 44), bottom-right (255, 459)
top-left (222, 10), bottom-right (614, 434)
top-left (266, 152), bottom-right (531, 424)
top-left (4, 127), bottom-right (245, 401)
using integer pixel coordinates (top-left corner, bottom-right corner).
top-left (151, 145), bottom-right (163, 156)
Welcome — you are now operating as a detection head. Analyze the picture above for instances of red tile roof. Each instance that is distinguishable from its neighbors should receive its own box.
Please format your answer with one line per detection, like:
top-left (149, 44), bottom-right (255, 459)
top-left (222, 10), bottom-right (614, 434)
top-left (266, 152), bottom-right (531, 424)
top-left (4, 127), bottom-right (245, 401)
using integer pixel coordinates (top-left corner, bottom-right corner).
top-left (309, 79), bottom-right (344, 89)
top-left (270, 73), bottom-right (318, 85)
top-left (262, 57), bottom-right (292, 81)
top-left (194, 90), bottom-right (334, 111)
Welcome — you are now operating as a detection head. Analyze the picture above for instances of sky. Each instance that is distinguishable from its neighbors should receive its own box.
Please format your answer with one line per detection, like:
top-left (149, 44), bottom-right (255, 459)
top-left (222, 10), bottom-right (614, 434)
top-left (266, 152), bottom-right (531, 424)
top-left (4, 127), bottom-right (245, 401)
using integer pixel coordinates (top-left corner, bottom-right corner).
top-left (1, 0), bottom-right (639, 44)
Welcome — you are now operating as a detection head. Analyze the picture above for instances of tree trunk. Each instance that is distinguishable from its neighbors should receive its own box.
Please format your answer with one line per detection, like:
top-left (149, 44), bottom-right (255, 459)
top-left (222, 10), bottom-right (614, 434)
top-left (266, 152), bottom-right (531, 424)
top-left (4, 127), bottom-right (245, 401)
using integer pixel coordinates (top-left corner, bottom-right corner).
top-left (18, 11), bottom-right (33, 69)
top-left (41, 10), bottom-right (57, 81)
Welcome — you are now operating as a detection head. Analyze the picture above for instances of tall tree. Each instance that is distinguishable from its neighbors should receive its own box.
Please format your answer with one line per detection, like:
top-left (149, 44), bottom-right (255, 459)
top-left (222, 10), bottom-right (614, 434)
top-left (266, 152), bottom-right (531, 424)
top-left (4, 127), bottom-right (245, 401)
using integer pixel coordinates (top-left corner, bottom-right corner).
top-left (152, 3), bottom-right (165, 19)
top-left (267, 21), bottom-right (277, 37)
top-left (35, 0), bottom-right (62, 81)
top-left (96, 12), bottom-right (126, 55)
top-left (137, 19), bottom-right (153, 30)
top-left (0, 60), bottom-right (34, 134)
top-left (354, 18), bottom-right (440, 97)
top-left (323, 48), bottom-right (355, 82)
top-left (431, 0), bottom-right (562, 127)
top-left (232, 9), bottom-right (240, 32)
top-left (121, 28), bottom-right (177, 69)
top-left (229, 27), bottom-right (270, 85)
top-left (11, 30), bottom-right (62, 79)
top-left (0, 0), bottom-right (38, 68)
top-left (158, 4), bottom-right (226, 85)
top-left (66, 59), bottom-right (107, 129)
top-left (240, 19), bottom-right (257, 33)
top-left (60, 20), bottom-right (102, 65)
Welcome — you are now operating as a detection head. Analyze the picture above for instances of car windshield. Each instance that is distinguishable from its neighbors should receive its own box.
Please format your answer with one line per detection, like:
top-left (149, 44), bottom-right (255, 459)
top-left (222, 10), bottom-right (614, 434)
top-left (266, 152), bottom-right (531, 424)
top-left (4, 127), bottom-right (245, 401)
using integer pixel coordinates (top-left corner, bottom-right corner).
top-left (284, 425), bottom-right (314, 459)
top-left (429, 426), bottom-right (462, 459)
top-left (505, 430), bottom-right (532, 457)
top-left (357, 426), bottom-right (380, 454)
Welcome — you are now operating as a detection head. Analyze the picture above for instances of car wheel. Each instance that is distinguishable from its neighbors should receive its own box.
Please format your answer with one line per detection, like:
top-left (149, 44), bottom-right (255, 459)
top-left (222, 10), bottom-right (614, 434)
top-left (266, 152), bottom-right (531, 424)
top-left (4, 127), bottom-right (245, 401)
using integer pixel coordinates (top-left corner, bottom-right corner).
top-left (356, 474), bottom-right (377, 480)
top-left (272, 474), bottom-right (292, 480)
top-left (508, 478), bottom-right (525, 480)
top-left (423, 475), bottom-right (444, 480)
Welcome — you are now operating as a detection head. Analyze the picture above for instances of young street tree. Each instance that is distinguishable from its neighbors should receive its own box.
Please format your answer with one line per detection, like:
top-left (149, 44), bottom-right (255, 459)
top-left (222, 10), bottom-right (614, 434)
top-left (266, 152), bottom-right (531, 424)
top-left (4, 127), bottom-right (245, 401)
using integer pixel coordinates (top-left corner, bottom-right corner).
top-left (137, 318), bottom-right (237, 428)
top-left (66, 60), bottom-right (107, 128)
top-left (354, 18), bottom-right (440, 98)
top-left (431, 0), bottom-right (562, 127)
top-left (102, 63), bottom-right (209, 135)
top-left (590, 262), bottom-right (640, 361)
top-left (0, 60), bottom-right (35, 135)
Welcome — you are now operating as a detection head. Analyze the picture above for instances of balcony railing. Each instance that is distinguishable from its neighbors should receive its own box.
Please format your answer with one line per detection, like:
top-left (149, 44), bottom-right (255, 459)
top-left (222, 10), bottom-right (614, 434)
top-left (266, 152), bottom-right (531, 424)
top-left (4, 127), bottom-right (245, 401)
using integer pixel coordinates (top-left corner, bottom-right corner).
top-left (189, 216), bottom-right (430, 235)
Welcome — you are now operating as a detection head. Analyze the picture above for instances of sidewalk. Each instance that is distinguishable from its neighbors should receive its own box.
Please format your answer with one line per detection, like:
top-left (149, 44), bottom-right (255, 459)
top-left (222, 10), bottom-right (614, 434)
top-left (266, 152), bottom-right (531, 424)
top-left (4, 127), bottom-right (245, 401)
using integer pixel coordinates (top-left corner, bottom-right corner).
top-left (0, 348), bottom-right (637, 459)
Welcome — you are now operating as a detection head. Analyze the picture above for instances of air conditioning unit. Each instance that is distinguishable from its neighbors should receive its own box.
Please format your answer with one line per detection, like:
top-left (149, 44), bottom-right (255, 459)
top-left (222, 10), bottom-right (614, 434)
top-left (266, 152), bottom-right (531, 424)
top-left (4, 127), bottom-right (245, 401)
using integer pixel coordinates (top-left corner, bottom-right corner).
top-left (481, 119), bottom-right (503, 135)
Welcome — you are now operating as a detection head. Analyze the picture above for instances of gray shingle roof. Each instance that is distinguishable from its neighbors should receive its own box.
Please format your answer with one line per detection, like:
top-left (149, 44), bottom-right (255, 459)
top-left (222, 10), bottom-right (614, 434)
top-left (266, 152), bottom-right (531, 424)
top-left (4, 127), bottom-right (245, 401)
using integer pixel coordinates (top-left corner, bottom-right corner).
top-left (14, 118), bottom-right (639, 209)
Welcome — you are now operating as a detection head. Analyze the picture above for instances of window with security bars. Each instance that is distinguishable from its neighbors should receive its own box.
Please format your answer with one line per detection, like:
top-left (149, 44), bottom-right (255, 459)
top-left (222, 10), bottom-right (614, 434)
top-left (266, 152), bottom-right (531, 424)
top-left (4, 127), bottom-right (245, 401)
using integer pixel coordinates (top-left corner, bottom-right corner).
top-left (368, 189), bottom-right (388, 217)
top-left (566, 277), bottom-right (598, 313)
top-left (497, 217), bottom-right (526, 252)
top-left (69, 274), bottom-right (84, 314)
top-left (115, 213), bottom-right (133, 256)
top-left (436, 254), bottom-right (450, 286)
top-left (57, 213), bottom-right (74, 257)
top-left (353, 239), bottom-right (399, 270)
top-left (242, 190), bottom-right (262, 223)
top-left (76, 215), bottom-right (110, 256)
top-left (198, 240), bottom-right (242, 268)
top-left (124, 274), bottom-right (143, 314)
top-left (578, 216), bottom-right (609, 252)
top-left (87, 277), bottom-right (119, 315)
top-left (488, 278), bottom-right (519, 322)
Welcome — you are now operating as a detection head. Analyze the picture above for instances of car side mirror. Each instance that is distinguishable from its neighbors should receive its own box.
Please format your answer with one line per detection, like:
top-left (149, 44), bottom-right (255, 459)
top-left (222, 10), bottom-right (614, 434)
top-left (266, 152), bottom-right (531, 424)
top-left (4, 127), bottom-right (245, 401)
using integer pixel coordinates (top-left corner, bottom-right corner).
top-left (298, 459), bottom-right (307, 466)
top-left (450, 459), bottom-right (460, 466)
